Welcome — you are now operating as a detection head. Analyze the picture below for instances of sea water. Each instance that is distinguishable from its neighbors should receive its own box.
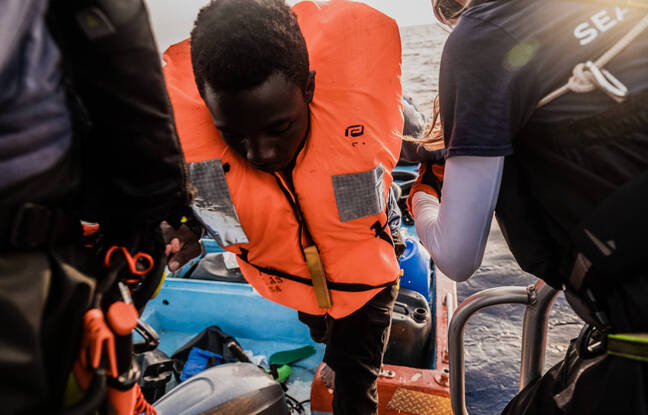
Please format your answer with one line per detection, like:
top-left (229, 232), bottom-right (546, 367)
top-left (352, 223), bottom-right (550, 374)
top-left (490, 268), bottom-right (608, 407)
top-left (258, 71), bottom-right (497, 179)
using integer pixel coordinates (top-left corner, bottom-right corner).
top-left (400, 24), bottom-right (583, 415)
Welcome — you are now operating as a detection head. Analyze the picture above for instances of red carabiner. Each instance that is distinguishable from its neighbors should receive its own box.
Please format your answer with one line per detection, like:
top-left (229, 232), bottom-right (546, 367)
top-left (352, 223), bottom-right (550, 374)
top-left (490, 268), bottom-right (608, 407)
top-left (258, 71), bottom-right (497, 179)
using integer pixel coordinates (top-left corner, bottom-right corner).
top-left (104, 246), bottom-right (154, 276)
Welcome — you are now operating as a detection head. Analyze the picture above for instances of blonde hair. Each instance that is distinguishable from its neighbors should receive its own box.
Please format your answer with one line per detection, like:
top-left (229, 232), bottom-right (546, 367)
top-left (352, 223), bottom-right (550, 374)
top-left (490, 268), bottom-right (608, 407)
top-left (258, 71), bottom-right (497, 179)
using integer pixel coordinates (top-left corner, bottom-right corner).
top-left (403, 96), bottom-right (445, 151)
top-left (411, 0), bottom-right (477, 151)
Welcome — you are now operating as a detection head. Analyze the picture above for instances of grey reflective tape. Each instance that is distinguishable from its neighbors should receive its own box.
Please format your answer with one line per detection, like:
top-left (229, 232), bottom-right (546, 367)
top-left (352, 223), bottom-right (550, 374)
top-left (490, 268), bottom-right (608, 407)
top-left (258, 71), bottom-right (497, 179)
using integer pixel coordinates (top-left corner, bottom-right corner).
top-left (332, 164), bottom-right (386, 222)
top-left (188, 159), bottom-right (249, 247)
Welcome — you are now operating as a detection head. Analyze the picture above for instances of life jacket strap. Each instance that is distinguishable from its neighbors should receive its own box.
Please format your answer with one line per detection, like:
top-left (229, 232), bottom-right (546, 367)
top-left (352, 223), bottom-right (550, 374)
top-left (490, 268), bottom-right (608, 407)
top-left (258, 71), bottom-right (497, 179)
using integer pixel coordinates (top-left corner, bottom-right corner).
top-left (371, 220), bottom-right (393, 246)
top-left (607, 333), bottom-right (648, 362)
top-left (238, 255), bottom-right (397, 293)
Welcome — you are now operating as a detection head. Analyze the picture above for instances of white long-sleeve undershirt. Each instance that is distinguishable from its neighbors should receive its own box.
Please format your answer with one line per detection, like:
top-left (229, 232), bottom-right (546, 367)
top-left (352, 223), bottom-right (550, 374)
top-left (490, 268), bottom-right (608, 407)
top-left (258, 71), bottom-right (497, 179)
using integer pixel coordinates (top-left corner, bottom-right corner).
top-left (412, 156), bottom-right (505, 282)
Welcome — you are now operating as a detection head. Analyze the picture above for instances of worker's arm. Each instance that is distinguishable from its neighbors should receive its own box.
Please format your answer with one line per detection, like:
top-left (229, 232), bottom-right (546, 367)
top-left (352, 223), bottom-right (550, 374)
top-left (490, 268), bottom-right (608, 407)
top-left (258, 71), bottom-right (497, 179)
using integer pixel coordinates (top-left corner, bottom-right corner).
top-left (411, 155), bottom-right (504, 281)
top-left (47, 0), bottom-right (191, 229)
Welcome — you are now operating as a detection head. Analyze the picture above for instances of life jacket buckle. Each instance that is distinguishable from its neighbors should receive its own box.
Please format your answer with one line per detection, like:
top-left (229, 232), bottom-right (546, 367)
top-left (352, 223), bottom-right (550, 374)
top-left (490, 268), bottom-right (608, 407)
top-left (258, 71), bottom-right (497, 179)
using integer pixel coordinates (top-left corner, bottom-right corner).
top-left (304, 245), bottom-right (332, 309)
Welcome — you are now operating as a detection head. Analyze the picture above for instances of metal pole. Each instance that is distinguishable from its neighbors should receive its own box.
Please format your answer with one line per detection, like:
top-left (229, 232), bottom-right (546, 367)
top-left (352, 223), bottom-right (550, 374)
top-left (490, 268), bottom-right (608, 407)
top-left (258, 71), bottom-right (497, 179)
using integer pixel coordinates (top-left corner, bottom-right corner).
top-left (519, 281), bottom-right (559, 390)
top-left (448, 286), bottom-right (534, 415)
top-left (445, 292), bottom-right (455, 324)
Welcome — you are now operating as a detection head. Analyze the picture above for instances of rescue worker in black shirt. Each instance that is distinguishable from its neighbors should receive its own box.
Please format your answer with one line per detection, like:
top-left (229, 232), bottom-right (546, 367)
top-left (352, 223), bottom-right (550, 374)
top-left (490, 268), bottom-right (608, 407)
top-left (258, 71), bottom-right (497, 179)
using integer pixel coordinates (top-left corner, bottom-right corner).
top-left (410, 0), bottom-right (648, 413)
top-left (0, 0), bottom-right (191, 413)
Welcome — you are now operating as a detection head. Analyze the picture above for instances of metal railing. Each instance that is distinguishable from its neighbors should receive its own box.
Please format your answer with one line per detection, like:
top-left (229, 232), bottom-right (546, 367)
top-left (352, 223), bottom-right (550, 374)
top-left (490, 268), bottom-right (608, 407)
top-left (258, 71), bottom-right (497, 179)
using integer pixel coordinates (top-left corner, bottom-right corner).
top-left (448, 280), bottom-right (559, 415)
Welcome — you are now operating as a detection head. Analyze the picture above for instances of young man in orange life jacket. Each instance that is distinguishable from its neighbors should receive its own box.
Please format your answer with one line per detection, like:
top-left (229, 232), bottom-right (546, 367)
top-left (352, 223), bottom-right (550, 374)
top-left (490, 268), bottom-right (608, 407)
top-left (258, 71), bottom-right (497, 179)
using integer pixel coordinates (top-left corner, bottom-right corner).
top-left (162, 0), bottom-right (405, 413)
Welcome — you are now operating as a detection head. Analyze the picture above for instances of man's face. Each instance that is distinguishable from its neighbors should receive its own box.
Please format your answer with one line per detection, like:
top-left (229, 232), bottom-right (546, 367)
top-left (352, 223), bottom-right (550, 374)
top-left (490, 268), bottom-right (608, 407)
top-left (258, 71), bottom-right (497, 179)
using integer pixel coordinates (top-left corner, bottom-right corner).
top-left (204, 71), bottom-right (315, 173)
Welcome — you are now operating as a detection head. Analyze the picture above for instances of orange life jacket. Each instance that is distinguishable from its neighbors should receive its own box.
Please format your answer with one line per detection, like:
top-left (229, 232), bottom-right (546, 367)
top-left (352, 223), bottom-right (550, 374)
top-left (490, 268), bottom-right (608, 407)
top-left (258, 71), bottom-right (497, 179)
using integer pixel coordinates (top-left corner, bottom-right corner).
top-left (163, 0), bottom-right (403, 318)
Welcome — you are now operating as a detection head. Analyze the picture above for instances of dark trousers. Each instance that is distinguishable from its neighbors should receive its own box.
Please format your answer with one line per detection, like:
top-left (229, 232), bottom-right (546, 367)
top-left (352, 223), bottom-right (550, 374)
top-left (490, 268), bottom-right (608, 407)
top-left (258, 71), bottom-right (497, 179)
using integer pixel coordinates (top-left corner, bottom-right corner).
top-left (299, 284), bottom-right (397, 415)
top-left (0, 245), bottom-right (96, 414)
top-left (503, 274), bottom-right (648, 414)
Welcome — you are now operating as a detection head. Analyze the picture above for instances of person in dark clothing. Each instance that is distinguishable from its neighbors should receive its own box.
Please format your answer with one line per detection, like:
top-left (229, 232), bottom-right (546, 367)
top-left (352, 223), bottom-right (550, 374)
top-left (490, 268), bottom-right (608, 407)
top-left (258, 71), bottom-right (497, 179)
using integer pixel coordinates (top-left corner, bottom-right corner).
top-left (0, 0), bottom-right (190, 413)
top-left (410, 0), bottom-right (648, 413)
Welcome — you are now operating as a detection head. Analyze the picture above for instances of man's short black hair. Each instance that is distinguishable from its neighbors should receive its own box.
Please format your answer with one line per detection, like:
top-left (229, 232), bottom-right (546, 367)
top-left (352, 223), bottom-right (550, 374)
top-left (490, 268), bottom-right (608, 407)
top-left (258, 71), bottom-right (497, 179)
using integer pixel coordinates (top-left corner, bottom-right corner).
top-left (190, 0), bottom-right (310, 96)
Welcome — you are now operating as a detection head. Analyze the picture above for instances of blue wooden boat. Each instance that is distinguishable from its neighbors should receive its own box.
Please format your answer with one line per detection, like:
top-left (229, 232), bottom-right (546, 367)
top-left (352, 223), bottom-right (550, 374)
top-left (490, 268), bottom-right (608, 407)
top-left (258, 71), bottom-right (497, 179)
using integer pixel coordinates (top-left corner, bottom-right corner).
top-left (139, 165), bottom-right (457, 414)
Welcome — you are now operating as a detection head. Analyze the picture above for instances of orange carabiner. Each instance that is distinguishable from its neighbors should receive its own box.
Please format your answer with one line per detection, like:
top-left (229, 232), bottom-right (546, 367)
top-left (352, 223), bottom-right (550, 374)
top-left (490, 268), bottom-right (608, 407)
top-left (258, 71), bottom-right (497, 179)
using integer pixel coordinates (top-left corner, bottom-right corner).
top-left (104, 246), bottom-right (154, 276)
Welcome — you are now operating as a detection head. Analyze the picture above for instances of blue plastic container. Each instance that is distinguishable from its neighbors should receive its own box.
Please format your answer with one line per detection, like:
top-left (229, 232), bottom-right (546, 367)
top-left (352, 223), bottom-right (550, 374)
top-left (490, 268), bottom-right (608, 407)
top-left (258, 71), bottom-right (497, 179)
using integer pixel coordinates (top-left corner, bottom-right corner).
top-left (201, 238), bottom-right (223, 254)
top-left (399, 237), bottom-right (431, 300)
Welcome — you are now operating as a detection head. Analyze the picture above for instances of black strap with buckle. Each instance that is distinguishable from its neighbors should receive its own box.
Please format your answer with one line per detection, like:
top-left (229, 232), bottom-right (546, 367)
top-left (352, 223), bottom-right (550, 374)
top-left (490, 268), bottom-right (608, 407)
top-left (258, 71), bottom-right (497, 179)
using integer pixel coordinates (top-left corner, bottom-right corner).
top-left (1, 203), bottom-right (81, 250)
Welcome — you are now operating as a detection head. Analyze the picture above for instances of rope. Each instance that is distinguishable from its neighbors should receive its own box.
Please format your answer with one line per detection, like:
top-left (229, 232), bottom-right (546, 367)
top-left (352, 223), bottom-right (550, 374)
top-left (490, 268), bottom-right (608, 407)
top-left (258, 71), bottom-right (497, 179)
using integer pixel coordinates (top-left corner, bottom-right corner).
top-left (133, 383), bottom-right (157, 415)
top-left (537, 14), bottom-right (648, 108)
top-left (596, 14), bottom-right (648, 67)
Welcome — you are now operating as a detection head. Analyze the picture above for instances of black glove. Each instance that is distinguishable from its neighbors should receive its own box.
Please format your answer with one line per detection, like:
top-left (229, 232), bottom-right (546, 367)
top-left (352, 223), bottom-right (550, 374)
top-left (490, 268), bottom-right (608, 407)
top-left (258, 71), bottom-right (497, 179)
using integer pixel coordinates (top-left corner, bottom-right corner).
top-left (160, 222), bottom-right (203, 273)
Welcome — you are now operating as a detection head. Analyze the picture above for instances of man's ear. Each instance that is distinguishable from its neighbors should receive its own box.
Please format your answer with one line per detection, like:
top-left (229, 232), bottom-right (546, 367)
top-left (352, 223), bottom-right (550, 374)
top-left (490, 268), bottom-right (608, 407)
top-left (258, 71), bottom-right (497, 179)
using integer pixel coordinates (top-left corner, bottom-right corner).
top-left (304, 70), bottom-right (316, 104)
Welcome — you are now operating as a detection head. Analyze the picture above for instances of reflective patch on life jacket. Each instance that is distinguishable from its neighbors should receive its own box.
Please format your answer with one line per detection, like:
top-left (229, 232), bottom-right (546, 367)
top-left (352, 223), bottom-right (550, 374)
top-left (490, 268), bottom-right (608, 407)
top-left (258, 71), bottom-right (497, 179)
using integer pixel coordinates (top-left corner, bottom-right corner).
top-left (332, 164), bottom-right (386, 222)
top-left (188, 159), bottom-right (249, 247)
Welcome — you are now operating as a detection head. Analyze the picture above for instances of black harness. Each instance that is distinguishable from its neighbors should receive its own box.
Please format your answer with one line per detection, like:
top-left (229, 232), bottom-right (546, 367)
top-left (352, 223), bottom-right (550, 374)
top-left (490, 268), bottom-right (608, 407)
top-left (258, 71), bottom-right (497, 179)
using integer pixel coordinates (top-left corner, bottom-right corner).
top-left (497, 88), bottom-right (648, 301)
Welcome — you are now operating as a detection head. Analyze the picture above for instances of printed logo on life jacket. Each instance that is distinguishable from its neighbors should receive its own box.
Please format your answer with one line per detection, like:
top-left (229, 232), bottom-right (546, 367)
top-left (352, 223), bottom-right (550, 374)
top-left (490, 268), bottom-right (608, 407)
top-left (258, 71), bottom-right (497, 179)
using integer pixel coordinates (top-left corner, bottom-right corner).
top-left (345, 125), bottom-right (365, 137)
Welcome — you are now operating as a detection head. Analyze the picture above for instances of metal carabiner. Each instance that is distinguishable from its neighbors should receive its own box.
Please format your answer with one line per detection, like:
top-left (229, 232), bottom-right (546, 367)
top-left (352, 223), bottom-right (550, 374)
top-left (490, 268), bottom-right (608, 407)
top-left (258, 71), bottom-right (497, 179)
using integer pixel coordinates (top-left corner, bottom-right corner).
top-left (576, 324), bottom-right (607, 359)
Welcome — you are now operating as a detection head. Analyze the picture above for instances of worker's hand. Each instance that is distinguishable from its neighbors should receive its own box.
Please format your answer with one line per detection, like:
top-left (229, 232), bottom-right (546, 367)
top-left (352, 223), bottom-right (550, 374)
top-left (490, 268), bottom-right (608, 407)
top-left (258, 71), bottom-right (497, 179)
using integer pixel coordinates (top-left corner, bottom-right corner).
top-left (406, 161), bottom-right (445, 217)
top-left (160, 222), bottom-right (202, 272)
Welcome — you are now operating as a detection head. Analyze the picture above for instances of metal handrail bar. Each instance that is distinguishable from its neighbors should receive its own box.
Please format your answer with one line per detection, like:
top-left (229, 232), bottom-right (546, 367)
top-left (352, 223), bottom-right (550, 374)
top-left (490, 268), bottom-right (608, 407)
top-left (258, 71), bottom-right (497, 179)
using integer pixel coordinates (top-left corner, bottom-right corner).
top-left (449, 283), bottom-right (543, 415)
top-left (448, 280), bottom-right (560, 415)
top-left (519, 282), bottom-right (560, 389)
top-left (445, 292), bottom-right (455, 324)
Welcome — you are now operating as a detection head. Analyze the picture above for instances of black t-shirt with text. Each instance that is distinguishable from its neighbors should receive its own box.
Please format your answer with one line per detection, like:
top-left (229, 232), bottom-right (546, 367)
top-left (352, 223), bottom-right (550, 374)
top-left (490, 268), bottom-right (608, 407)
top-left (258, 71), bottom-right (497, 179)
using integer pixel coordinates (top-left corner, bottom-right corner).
top-left (439, 0), bottom-right (648, 158)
